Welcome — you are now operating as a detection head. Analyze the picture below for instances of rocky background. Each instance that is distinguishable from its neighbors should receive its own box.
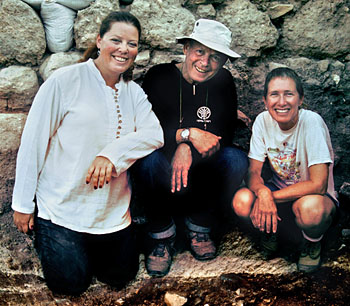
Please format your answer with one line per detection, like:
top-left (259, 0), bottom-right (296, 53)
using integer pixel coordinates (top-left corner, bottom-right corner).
top-left (0, 0), bottom-right (350, 305)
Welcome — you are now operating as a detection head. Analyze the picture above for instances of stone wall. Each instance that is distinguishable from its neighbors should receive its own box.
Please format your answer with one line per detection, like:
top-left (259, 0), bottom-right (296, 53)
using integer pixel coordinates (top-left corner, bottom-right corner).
top-left (0, 0), bottom-right (349, 275)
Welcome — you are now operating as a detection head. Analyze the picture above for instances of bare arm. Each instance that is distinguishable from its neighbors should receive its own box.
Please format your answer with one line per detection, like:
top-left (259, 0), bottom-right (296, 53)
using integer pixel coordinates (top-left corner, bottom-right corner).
top-left (272, 163), bottom-right (329, 203)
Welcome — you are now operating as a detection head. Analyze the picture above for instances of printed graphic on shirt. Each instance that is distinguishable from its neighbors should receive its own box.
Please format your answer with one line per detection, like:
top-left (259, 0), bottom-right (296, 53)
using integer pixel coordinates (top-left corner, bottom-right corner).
top-left (268, 142), bottom-right (301, 185)
top-left (196, 106), bottom-right (211, 130)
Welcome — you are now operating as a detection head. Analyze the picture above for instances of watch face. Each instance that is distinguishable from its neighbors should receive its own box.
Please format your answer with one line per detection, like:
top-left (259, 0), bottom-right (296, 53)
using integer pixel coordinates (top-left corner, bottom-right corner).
top-left (182, 129), bottom-right (190, 137)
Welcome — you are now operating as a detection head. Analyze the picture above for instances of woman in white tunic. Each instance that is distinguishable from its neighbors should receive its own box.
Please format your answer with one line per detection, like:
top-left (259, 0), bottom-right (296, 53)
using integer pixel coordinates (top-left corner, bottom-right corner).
top-left (12, 11), bottom-right (163, 295)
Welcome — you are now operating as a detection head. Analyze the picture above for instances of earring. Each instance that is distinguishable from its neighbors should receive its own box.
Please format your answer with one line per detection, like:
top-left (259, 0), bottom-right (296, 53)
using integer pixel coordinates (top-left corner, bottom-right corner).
top-left (97, 49), bottom-right (101, 56)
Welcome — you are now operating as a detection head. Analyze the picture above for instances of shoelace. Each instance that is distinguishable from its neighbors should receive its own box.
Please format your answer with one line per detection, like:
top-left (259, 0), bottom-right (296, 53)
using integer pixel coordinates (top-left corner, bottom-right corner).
top-left (192, 232), bottom-right (210, 242)
top-left (153, 243), bottom-right (167, 257)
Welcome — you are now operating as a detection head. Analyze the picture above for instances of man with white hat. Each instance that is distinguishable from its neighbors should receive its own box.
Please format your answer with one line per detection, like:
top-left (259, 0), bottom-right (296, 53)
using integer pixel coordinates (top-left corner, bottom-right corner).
top-left (132, 19), bottom-right (248, 277)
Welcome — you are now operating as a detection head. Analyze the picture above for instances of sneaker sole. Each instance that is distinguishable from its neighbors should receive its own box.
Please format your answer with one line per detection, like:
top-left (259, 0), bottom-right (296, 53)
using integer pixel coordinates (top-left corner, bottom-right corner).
top-left (190, 250), bottom-right (217, 261)
top-left (297, 262), bottom-right (320, 273)
top-left (147, 270), bottom-right (170, 277)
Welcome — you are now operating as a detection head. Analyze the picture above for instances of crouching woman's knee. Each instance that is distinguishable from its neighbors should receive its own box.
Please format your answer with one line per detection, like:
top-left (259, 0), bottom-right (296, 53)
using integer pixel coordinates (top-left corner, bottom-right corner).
top-left (232, 187), bottom-right (255, 219)
top-left (293, 195), bottom-right (334, 229)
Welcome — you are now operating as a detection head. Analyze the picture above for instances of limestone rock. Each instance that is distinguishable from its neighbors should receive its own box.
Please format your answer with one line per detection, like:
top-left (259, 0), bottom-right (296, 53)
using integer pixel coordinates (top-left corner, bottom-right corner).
top-left (164, 292), bottom-right (187, 306)
top-left (0, 0), bottom-right (46, 65)
top-left (131, 0), bottom-right (195, 49)
top-left (0, 66), bottom-right (39, 112)
top-left (150, 51), bottom-right (185, 65)
top-left (74, 0), bottom-right (120, 50)
top-left (135, 50), bottom-right (151, 66)
top-left (281, 0), bottom-right (350, 58)
top-left (0, 114), bottom-right (27, 214)
top-left (267, 3), bottom-right (294, 19)
top-left (182, 0), bottom-right (225, 6)
top-left (196, 4), bottom-right (216, 18)
top-left (0, 114), bottom-right (26, 160)
top-left (216, 0), bottom-right (279, 57)
top-left (39, 52), bottom-right (84, 81)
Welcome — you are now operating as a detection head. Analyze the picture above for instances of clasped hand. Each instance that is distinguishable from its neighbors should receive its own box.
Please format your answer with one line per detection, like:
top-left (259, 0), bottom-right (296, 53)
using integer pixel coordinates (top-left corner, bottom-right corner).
top-left (190, 128), bottom-right (221, 158)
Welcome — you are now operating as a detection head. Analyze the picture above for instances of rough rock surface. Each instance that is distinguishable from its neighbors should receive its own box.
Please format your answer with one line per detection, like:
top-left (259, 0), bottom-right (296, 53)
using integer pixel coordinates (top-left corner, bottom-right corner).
top-left (0, 114), bottom-right (27, 214)
top-left (74, 0), bottom-right (120, 50)
top-left (0, 66), bottom-right (39, 111)
top-left (39, 52), bottom-right (84, 81)
top-left (131, 0), bottom-right (195, 49)
top-left (0, 0), bottom-right (46, 66)
top-left (267, 3), bottom-right (294, 19)
top-left (216, 0), bottom-right (279, 57)
top-left (281, 0), bottom-right (350, 58)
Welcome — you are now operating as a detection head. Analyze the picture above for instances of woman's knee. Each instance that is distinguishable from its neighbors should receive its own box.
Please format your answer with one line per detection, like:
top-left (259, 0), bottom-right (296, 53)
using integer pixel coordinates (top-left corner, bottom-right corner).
top-left (45, 270), bottom-right (91, 296)
top-left (293, 195), bottom-right (333, 228)
top-left (40, 252), bottom-right (91, 295)
top-left (35, 219), bottom-right (92, 295)
top-left (232, 188), bottom-right (254, 218)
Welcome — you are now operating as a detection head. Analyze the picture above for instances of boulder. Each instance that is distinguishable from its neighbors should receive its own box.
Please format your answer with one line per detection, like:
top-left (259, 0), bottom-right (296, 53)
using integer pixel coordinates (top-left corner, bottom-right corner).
top-left (267, 3), bottom-right (294, 19)
top-left (131, 0), bottom-right (195, 49)
top-left (196, 4), bottom-right (216, 18)
top-left (74, 0), bottom-right (120, 50)
top-left (216, 0), bottom-right (279, 57)
top-left (39, 52), bottom-right (83, 81)
top-left (135, 50), bottom-right (151, 67)
top-left (0, 114), bottom-right (27, 214)
top-left (0, 0), bottom-right (46, 65)
top-left (0, 66), bottom-right (39, 112)
top-left (281, 0), bottom-right (350, 58)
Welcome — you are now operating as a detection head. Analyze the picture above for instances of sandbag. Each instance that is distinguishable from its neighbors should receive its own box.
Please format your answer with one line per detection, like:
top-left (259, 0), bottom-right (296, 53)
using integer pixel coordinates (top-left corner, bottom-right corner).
top-left (41, 1), bottom-right (76, 53)
top-left (21, 0), bottom-right (42, 10)
top-left (55, 0), bottom-right (95, 11)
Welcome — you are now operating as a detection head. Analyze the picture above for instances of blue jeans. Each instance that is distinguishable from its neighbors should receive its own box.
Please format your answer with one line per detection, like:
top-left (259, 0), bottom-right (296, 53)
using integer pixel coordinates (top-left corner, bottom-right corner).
top-left (34, 217), bottom-right (139, 295)
top-left (131, 146), bottom-right (248, 233)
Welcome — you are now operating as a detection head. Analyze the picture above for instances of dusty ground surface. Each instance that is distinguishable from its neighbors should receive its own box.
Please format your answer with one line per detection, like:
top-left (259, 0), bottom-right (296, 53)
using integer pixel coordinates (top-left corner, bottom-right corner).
top-left (1, 204), bottom-right (350, 306)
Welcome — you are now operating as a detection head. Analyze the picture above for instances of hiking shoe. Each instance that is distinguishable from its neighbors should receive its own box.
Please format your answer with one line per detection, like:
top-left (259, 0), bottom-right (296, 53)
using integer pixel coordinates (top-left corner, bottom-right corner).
top-left (188, 231), bottom-right (217, 261)
top-left (297, 239), bottom-right (321, 273)
top-left (146, 237), bottom-right (175, 277)
top-left (260, 232), bottom-right (278, 260)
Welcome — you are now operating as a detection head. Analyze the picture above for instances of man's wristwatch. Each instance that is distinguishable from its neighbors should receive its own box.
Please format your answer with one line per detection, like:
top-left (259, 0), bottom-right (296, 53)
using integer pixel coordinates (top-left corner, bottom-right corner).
top-left (180, 128), bottom-right (190, 142)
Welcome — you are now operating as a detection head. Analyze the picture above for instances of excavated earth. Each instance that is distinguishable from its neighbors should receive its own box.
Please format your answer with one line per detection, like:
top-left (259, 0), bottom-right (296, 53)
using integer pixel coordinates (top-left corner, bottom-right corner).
top-left (1, 205), bottom-right (350, 306)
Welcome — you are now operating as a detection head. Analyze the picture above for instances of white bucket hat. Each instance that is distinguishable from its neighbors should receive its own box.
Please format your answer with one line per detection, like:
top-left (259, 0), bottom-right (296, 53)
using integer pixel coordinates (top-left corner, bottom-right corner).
top-left (176, 19), bottom-right (241, 60)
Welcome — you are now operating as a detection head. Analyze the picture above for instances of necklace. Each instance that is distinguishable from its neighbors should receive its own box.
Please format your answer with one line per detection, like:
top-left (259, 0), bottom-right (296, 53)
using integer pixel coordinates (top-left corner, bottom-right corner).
top-left (179, 64), bottom-right (210, 130)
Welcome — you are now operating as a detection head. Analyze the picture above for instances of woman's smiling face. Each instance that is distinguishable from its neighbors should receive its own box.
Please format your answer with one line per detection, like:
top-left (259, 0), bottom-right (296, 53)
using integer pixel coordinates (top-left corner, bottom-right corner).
top-left (96, 21), bottom-right (139, 77)
top-left (264, 77), bottom-right (303, 130)
top-left (181, 40), bottom-right (227, 84)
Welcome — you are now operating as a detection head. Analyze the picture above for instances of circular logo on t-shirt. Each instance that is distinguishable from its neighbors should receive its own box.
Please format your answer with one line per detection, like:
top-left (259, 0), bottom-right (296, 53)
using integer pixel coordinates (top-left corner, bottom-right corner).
top-left (197, 106), bottom-right (211, 121)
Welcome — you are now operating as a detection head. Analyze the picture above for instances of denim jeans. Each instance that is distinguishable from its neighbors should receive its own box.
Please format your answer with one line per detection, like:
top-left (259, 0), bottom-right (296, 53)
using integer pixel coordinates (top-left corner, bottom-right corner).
top-left (131, 146), bottom-right (248, 234)
top-left (34, 217), bottom-right (139, 295)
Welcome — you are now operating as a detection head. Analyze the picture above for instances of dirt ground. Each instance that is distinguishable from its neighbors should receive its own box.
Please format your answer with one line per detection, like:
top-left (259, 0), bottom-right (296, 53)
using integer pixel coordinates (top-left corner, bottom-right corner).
top-left (1, 218), bottom-right (350, 306)
top-left (1, 192), bottom-right (349, 306)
